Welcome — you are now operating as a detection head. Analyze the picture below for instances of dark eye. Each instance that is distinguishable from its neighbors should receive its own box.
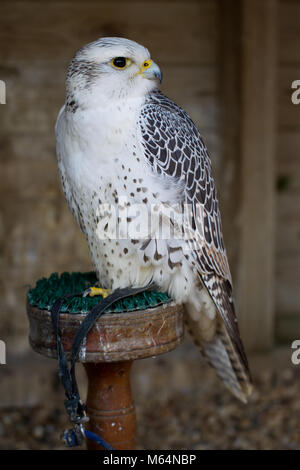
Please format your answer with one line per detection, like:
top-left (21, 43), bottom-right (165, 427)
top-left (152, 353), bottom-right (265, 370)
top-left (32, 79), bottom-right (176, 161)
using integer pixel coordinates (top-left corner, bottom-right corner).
top-left (113, 57), bottom-right (127, 68)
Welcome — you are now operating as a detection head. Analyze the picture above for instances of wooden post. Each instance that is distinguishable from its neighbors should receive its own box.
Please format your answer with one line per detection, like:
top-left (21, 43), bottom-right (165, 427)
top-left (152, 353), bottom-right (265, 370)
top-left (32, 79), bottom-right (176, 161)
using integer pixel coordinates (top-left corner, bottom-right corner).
top-left (238, 0), bottom-right (278, 350)
top-left (27, 302), bottom-right (184, 449)
top-left (84, 362), bottom-right (136, 450)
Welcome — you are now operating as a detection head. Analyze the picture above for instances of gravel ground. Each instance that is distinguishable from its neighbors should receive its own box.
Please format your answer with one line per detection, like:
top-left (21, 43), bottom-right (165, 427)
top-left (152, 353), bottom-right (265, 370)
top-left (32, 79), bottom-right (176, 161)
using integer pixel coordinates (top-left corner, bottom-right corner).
top-left (0, 344), bottom-right (299, 450)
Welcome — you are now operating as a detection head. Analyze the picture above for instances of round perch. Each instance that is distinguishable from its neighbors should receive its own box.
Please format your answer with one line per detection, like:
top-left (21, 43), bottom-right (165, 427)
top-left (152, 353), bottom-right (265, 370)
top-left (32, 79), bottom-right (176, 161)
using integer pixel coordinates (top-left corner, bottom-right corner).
top-left (27, 301), bottom-right (184, 449)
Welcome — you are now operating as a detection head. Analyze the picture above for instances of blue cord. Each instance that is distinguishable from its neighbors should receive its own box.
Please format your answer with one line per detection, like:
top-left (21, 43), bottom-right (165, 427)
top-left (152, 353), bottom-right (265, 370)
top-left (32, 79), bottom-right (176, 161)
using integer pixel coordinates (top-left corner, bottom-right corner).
top-left (84, 429), bottom-right (115, 450)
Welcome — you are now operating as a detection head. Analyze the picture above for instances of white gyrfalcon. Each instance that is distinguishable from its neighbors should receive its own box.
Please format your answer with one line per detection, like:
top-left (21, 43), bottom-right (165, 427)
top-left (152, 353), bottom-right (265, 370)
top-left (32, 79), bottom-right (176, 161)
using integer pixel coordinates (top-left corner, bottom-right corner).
top-left (56, 37), bottom-right (252, 402)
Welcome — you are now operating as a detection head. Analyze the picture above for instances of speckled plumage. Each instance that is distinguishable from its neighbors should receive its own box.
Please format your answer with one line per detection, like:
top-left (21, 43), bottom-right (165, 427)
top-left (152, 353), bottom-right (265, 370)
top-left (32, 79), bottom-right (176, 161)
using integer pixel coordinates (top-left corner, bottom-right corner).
top-left (56, 37), bottom-right (252, 402)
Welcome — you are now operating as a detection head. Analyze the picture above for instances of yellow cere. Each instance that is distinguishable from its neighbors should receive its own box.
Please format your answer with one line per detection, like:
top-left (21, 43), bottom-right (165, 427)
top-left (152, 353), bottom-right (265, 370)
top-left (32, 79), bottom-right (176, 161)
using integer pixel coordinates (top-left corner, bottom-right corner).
top-left (140, 59), bottom-right (152, 72)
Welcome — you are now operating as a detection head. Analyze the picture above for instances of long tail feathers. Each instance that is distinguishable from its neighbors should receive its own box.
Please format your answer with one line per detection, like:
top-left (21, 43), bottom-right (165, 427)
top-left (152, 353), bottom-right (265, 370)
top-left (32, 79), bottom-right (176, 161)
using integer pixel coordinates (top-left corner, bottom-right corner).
top-left (185, 273), bottom-right (253, 402)
top-left (198, 273), bottom-right (253, 402)
top-left (201, 320), bottom-right (253, 403)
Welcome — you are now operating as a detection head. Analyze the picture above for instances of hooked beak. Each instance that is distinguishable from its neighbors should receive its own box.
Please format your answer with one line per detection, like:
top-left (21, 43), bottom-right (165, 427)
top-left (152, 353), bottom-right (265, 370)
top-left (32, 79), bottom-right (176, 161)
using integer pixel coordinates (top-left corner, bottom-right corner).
top-left (139, 59), bottom-right (162, 84)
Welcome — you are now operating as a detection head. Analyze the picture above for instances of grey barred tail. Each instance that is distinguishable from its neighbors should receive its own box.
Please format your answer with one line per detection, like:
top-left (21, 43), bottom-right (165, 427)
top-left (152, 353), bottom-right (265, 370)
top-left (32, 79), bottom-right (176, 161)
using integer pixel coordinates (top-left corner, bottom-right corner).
top-left (198, 273), bottom-right (253, 401)
top-left (201, 321), bottom-right (253, 403)
top-left (185, 313), bottom-right (253, 403)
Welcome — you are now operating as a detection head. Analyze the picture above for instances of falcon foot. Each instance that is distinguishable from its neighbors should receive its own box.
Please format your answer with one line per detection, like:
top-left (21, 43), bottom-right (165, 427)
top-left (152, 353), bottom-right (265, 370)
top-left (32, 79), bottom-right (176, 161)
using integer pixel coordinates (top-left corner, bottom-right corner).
top-left (83, 287), bottom-right (110, 298)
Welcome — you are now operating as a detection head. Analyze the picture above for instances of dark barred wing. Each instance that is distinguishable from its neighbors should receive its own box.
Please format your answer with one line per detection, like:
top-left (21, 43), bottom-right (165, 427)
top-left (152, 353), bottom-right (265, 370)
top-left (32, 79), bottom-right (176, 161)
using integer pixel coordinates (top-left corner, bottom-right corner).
top-left (139, 90), bottom-right (252, 396)
top-left (140, 90), bottom-right (230, 280)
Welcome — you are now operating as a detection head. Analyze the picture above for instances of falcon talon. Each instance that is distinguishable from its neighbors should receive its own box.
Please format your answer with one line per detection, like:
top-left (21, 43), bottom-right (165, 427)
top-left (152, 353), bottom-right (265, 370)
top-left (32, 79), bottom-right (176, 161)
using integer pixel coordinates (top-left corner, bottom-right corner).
top-left (86, 287), bottom-right (110, 298)
top-left (82, 288), bottom-right (92, 298)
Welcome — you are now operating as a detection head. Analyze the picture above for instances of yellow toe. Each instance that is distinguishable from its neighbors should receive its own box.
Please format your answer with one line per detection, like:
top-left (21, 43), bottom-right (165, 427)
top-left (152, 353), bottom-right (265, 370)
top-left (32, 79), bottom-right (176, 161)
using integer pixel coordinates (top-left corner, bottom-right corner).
top-left (88, 287), bottom-right (110, 298)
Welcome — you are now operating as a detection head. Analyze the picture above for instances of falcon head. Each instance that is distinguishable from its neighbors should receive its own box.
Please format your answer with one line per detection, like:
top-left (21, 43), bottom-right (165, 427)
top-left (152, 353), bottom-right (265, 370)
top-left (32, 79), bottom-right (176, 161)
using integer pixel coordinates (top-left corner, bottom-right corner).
top-left (66, 37), bottom-right (162, 107)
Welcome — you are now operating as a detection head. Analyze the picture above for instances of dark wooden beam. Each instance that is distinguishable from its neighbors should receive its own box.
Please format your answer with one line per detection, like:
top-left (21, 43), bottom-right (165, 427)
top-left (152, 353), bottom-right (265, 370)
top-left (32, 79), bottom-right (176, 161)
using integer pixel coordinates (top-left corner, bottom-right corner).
top-left (238, 0), bottom-right (278, 350)
top-left (218, 0), bottom-right (242, 284)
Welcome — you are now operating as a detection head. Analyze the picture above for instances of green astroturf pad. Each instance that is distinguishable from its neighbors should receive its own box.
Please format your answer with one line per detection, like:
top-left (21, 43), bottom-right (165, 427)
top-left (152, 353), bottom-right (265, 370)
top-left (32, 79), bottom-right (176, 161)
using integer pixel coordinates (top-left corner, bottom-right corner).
top-left (27, 272), bottom-right (171, 314)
